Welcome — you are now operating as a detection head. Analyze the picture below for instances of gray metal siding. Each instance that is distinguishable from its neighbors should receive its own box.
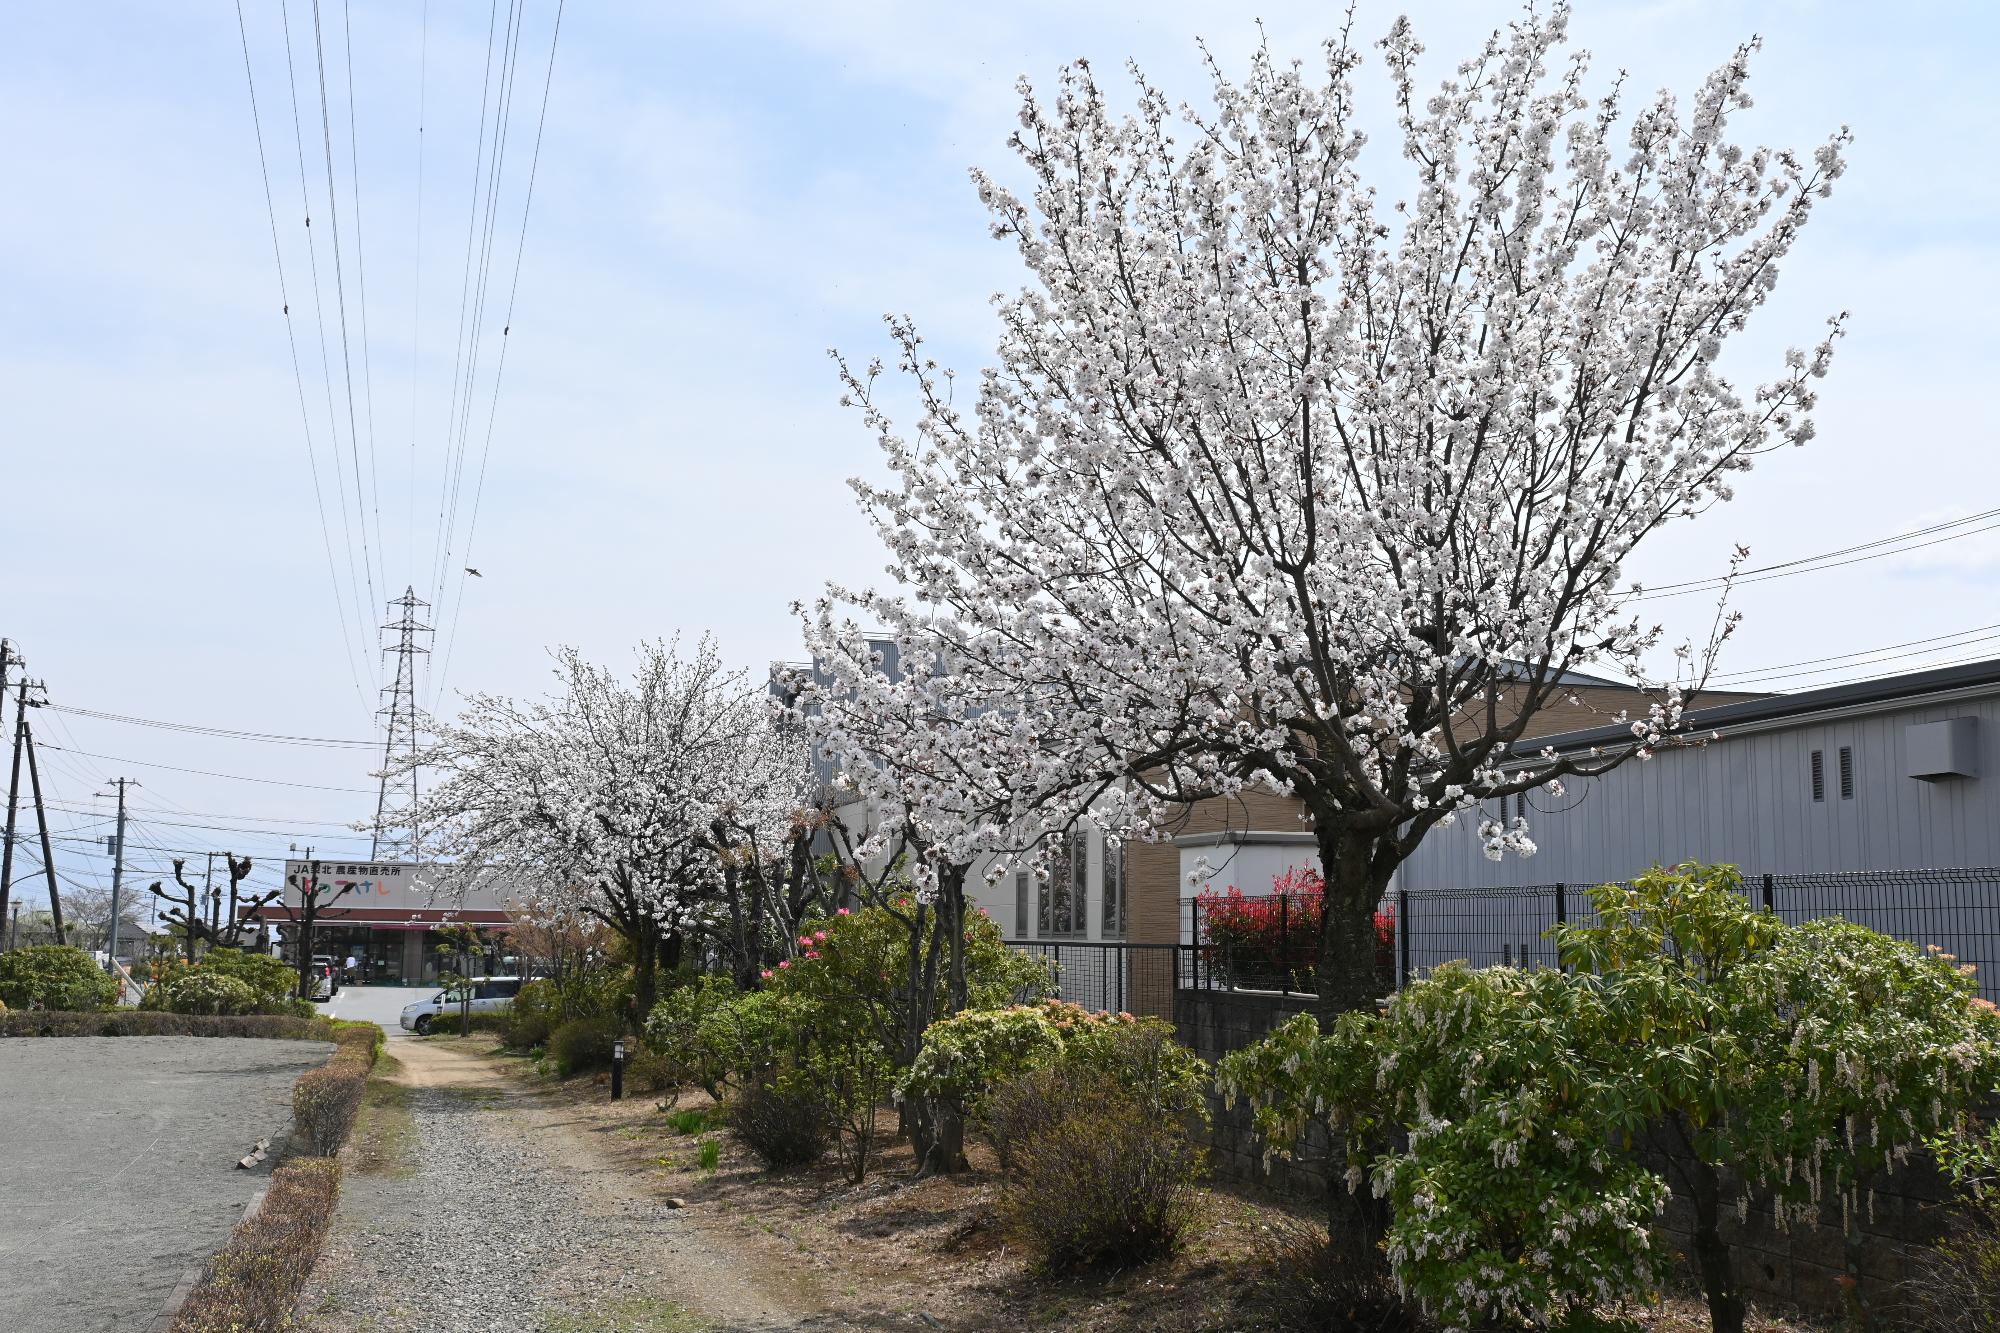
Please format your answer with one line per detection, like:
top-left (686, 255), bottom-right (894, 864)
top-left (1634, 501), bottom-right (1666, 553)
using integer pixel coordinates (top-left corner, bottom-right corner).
top-left (1402, 694), bottom-right (2000, 889)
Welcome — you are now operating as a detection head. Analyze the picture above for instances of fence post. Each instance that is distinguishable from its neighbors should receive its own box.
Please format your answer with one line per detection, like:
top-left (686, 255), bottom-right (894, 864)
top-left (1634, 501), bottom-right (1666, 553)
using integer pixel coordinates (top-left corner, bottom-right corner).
top-left (1278, 892), bottom-right (1289, 996)
top-left (1552, 876), bottom-right (1568, 972)
top-left (1762, 872), bottom-right (1775, 914)
top-left (1189, 897), bottom-right (1202, 989)
top-left (1396, 886), bottom-right (1411, 992)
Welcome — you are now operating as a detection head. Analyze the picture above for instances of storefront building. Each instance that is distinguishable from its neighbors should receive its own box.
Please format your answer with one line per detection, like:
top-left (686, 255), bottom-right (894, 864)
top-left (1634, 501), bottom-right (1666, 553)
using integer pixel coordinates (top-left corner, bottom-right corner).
top-left (246, 860), bottom-right (521, 986)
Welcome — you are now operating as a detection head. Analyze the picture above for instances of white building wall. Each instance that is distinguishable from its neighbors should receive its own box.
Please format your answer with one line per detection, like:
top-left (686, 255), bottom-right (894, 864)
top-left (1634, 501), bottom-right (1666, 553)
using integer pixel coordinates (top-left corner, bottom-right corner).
top-left (1400, 692), bottom-right (2000, 888)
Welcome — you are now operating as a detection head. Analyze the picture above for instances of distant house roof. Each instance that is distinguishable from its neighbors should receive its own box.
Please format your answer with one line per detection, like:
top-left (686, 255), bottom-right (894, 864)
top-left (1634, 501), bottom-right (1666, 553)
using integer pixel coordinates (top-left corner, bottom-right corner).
top-left (1521, 657), bottom-right (2000, 756)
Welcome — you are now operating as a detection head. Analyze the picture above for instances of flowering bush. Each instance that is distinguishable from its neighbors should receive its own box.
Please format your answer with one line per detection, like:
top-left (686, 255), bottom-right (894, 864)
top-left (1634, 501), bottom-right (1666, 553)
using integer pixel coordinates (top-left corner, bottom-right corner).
top-left (1220, 971), bottom-right (1667, 1332)
top-left (1220, 863), bottom-right (2000, 1332)
top-left (1197, 869), bottom-right (1394, 993)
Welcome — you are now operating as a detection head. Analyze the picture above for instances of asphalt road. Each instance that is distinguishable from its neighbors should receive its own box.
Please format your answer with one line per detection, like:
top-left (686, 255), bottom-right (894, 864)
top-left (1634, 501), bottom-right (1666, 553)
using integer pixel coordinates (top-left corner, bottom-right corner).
top-left (316, 984), bottom-right (435, 1038)
top-left (0, 1035), bottom-right (333, 1333)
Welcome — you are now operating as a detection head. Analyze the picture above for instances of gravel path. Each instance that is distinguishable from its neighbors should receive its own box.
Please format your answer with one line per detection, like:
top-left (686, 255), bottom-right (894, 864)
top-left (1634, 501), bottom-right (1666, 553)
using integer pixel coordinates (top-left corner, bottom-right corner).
top-left (298, 1042), bottom-right (879, 1333)
top-left (0, 1035), bottom-right (333, 1333)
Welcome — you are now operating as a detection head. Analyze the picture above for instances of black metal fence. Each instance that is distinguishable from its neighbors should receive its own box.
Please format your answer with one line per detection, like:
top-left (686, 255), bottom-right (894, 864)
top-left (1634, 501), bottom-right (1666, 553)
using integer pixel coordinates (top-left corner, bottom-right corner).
top-left (1009, 866), bottom-right (2000, 1013)
top-left (1002, 940), bottom-right (1184, 1020)
top-left (1388, 867), bottom-right (2000, 1003)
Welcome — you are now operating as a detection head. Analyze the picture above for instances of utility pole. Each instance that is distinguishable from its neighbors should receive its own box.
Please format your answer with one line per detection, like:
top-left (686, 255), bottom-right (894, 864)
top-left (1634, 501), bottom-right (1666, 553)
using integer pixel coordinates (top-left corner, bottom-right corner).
top-left (205, 851), bottom-right (218, 940)
top-left (0, 675), bottom-right (33, 941)
top-left (22, 691), bottom-right (63, 944)
top-left (103, 777), bottom-right (136, 972)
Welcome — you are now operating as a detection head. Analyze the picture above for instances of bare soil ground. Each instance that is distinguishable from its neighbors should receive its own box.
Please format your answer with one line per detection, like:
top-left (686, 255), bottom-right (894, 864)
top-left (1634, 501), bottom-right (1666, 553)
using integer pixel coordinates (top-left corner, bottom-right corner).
top-left (366, 1037), bottom-right (1831, 1333)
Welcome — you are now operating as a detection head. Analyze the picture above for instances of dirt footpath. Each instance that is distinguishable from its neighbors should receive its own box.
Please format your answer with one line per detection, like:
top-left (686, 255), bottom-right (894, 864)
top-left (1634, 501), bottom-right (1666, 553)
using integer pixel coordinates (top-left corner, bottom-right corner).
top-left (297, 1039), bottom-right (895, 1333)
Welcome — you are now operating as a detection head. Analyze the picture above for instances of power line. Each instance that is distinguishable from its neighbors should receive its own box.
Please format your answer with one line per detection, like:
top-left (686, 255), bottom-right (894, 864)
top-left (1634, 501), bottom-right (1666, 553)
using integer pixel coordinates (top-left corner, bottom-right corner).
top-left (1712, 623), bottom-right (2000, 686)
top-left (433, 0), bottom-right (566, 709)
top-left (309, 0), bottom-right (384, 631)
top-left (1630, 508), bottom-right (2000, 601)
top-left (46, 804), bottom-right (359, 837)
top-left (39, 744), bottom-right (372, 794)
top-left (45, 704), bottom-right (373, 749)
top-left (338, 0), bottom-right (388, 605)
top-left (409, 0), bottom-right (431, 596)
top-left (428, 0), bottom-right (527, 677)
top-left (279, 0), bottom-right (380, 690)
top-left (234, 0), bottom-right (371, 711)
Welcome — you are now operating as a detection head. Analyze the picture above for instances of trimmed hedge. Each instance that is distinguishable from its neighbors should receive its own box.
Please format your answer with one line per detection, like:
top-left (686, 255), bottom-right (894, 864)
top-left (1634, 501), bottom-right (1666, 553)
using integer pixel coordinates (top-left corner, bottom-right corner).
top-left (419, 1010), bottom-right (509, 1037)
top-left (169, 1158), bottom-right (342, 1333)
top-left (0, 1010), bottom-right (350, 1040)
top-left (292, 1024), bottom-right (383, 1156)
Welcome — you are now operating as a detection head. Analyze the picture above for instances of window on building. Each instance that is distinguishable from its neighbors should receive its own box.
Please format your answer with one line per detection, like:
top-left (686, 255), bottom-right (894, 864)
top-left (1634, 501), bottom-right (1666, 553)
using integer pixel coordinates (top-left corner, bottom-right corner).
top-left (1810, 749), bottom-right (1825, 802)
top-left (1014, 869), bottom-right (1029, 939)
top-left (1101, 836), bottom-right (1126, 938)
top-left (1839, 745), bottom-right (1855, 800)
top-left (1038, 829), bottom-right (1085, 937)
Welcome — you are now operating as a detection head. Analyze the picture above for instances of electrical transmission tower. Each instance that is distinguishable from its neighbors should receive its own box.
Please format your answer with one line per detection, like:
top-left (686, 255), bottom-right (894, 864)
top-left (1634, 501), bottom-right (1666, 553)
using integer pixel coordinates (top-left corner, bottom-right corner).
top-left (372, 586), bottom-right (433, 861)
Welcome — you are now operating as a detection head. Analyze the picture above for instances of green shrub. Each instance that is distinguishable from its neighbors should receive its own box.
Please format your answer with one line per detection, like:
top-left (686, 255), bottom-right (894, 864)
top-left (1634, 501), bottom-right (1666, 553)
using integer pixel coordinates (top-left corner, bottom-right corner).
top-left (998, 1068), bottom-right (1203, 1268)
top-left (625, 1043), bottom-right (676, 1093)
top-left (169, 1158), bottom-right (341, 1333)
top-left (643, 976), bottom-right (794, 1096)
top-left (160, 971), bottom-right (259, 1017)
top-left (729, 1073), bottom-right (832, 1168)
top-left (905, 1001), bottom-right (1209, 1170)
top-left (697, 1137), bottom-right (721, 1171)
top-left (549, 1016), bottom-right (620, 1077)
top-left (142, 949), bottom-right (300, 1014)
top-left (1218, 863), bottom-right (2000, 1332)
top-left (505, 978), bottom-right (562, 1048)
top-left (0, 945), bottom-right (119, 1012)
top-left (900, 1004), bottom-right (1065, 1123)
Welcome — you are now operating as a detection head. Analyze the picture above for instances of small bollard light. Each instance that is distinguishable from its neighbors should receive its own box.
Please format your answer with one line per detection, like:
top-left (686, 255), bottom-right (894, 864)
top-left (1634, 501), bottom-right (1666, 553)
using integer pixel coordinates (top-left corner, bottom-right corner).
top-left (611, 1039), bottom-right (626, 1101)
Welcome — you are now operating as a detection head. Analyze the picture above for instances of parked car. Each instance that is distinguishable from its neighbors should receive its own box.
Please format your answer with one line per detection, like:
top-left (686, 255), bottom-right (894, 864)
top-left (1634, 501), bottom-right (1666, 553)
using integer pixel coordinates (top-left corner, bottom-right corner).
top-left (309, 955), bottom-right (341, 1000)
top-left (401, 976), bottom-right (524, 1034)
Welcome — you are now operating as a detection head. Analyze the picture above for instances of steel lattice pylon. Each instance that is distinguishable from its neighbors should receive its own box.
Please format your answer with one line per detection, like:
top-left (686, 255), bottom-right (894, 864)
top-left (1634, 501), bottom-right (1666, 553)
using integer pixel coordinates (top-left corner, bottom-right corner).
top-left (372, 586), bottom-right (433, 860)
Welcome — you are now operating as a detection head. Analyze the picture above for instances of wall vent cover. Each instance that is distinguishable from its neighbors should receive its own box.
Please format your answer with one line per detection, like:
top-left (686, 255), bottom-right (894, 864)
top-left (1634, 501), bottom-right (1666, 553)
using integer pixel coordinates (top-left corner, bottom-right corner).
top-left (1905, 717), bottom-right (1979, 782)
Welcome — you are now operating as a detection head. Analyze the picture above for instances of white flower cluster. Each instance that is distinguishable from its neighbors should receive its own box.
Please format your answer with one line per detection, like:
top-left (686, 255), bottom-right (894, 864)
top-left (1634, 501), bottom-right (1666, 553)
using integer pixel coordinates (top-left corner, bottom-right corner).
top-left (817, 1), bottom-right (1847, 943)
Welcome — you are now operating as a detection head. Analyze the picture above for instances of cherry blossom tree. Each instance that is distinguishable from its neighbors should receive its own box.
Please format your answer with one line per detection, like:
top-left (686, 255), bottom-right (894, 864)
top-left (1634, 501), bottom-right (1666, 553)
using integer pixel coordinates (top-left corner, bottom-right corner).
top-left (829, 4), bottom-right (1847, 1017)
top-left (409, 636), bottom-right (811, 1018)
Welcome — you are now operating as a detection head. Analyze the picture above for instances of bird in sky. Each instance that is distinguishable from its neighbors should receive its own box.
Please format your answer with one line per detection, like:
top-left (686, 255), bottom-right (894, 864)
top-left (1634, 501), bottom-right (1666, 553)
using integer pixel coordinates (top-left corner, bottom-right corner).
top-left (464, 567), bottom-right (482, 578)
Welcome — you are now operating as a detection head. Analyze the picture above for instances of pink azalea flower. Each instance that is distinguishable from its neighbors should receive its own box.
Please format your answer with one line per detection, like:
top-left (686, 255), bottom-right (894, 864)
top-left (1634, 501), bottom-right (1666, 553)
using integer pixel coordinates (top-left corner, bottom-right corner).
top-left (814, 930), bottom-right (828, 943)
top-left (760, 969), bottom-right (773, 980)
top-left (836, 907), bottom-right (851, 916)
top-left (778, 959), bottom-right (791, 970)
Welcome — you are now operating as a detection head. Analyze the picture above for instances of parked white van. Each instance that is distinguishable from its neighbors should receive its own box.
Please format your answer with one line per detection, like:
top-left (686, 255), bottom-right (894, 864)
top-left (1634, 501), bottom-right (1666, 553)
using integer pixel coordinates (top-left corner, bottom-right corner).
top-left (400, 976), bottom-right (525, 1034)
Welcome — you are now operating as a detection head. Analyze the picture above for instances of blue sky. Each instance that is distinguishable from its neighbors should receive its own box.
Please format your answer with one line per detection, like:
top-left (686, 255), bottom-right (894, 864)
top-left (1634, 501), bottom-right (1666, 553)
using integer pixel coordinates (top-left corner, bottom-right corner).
top-left (2, 1), bottom-right (1996, 904)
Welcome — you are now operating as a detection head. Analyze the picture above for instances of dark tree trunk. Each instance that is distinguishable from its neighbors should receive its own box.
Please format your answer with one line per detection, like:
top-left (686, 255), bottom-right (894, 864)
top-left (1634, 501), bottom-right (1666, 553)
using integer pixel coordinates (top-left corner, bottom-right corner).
top-left (941, 867), bottom-right (968, 1014)
top-left (1310, 823), bottom-right (1397, 1022)
top-left (1310, 822), bottom-right (1400, 1261)
top-left (1666, 1111), bottom-right (1745, 1333)
top-left (632, 929), bottom-right (659, 1024)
